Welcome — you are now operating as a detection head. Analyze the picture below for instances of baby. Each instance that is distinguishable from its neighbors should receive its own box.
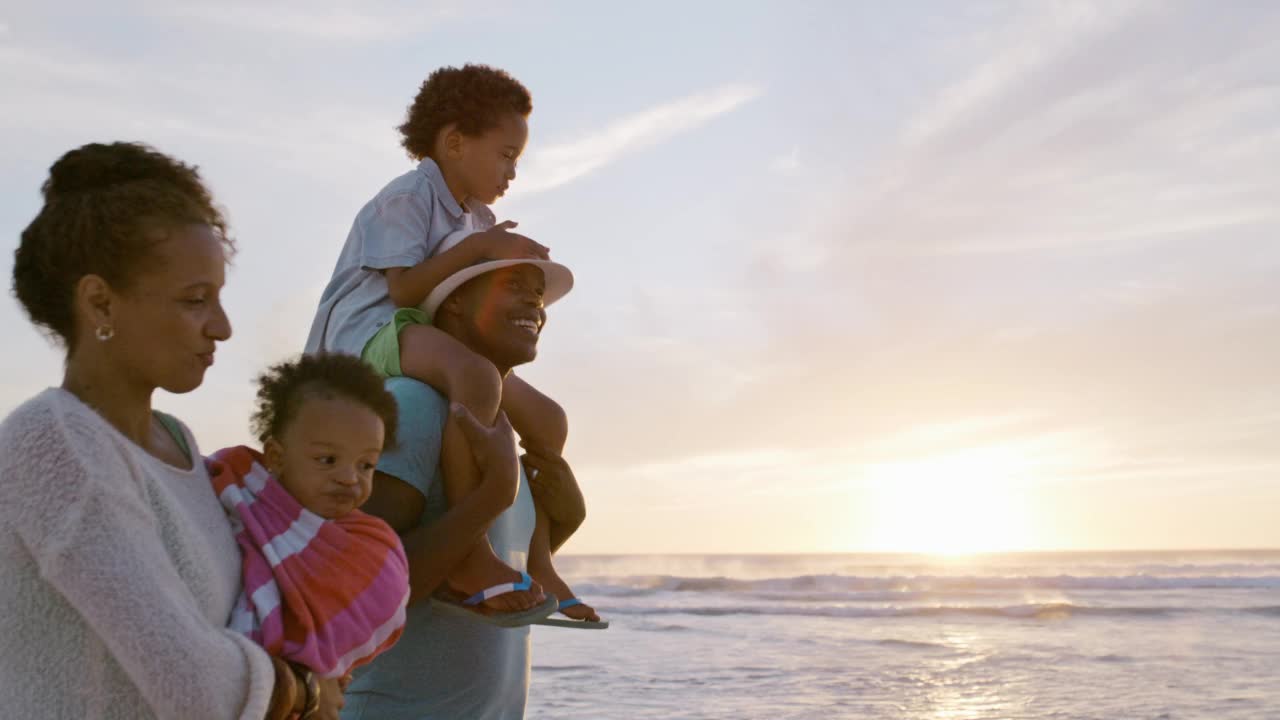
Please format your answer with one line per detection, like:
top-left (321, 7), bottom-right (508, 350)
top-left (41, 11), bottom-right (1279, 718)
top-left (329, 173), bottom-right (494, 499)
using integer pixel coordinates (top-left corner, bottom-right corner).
top-left (209, 352), bottom-right (410, 680)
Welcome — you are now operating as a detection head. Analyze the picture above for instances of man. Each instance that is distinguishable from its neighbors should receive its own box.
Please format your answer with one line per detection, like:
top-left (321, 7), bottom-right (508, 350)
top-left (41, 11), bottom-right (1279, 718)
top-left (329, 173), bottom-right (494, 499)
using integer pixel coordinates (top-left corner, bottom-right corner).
top-left (341, 254), bottom-right (586, 720)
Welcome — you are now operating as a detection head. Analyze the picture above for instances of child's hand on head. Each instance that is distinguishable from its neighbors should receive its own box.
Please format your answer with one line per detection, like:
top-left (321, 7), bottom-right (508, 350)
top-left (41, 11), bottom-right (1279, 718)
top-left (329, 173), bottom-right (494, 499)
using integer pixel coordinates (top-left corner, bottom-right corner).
top-left (474, 220), bottom-right (549, 261)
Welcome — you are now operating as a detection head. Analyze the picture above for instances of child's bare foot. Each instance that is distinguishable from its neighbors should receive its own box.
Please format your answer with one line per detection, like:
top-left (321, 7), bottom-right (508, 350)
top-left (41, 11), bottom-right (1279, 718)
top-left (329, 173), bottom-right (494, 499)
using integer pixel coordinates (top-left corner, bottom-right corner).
top-left (531, 563), bottom-right (599, 622)
top-left (557, 598), bottom-right (599, 622)
top-left (444, 542), bottom-right (545, 614)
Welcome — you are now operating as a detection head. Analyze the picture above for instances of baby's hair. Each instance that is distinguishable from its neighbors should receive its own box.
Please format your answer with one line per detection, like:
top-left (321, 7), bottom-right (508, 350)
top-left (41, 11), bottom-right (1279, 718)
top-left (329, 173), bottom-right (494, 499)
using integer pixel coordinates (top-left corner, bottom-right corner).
top-left (13, 141), bottom-right (232, 349)
top-left (398, 63), bottom-right (532, 161)
top-left (251, 353), bottom-right (399, 450)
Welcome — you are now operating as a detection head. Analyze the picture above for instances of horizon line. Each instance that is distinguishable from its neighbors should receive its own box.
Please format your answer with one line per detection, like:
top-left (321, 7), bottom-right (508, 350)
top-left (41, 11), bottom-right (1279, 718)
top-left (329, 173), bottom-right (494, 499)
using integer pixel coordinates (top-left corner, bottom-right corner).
top-left (557, 547), bottom-right (1280, 558)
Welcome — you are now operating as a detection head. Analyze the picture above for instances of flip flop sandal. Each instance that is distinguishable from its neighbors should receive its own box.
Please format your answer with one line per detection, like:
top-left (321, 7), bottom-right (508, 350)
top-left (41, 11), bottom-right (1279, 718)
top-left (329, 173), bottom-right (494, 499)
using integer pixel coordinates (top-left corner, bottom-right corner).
top-left (430, 571), bottom-right (559, 628)
top-left (533, 597), bottom-right (610, 629)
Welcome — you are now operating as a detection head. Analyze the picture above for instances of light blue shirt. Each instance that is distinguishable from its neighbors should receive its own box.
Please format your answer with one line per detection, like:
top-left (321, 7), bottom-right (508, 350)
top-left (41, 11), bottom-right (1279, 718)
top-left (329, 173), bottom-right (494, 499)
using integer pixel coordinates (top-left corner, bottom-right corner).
top-left (342, 377), bottom-right (535, 720)
top-left (305, 158), bottom-right (495, 356)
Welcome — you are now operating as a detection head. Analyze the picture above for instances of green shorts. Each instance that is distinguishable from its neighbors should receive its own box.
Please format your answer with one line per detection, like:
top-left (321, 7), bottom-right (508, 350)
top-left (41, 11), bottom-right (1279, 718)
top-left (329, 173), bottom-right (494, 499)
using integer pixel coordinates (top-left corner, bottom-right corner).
top-left (361, 307), bottom-right (431, 378)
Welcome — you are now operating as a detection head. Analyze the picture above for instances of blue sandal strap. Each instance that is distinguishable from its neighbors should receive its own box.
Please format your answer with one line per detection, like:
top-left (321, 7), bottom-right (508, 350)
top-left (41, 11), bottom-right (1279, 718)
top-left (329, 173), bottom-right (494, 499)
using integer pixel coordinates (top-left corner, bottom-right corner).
top-left (463, 571), bottom-right (533, 607)
top-left (558, 598), bottom-right (583, 611)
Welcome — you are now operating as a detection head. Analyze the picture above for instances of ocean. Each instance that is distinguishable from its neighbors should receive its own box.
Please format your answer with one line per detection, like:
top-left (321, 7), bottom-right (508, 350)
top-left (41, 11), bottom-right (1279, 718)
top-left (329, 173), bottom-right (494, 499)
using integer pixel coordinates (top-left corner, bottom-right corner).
top-left (528, 551), bottom-right (1280, 719)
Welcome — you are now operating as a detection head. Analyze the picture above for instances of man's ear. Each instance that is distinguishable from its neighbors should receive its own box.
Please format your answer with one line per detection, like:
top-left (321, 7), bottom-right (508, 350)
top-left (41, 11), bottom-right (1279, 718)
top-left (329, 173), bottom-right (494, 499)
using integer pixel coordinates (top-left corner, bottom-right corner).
top-left (263, 437), bottom-right (285, 475)
top-left (440, 292), bottom-right (464, 318)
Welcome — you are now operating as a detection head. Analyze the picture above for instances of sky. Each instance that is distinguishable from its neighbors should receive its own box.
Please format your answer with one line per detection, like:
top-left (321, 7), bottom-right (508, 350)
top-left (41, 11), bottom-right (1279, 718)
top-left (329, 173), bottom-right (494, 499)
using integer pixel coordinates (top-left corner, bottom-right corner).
top-left (2, 1), bottom-right (1279, 554)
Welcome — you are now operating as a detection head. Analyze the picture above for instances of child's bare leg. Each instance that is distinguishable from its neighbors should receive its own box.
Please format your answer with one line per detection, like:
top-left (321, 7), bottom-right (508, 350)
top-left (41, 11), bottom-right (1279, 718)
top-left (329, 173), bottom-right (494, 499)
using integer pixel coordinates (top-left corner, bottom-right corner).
top-left (502, 375), bottom-right (590, 616)
top-left (527, 502), bottom-right (598, 621)
top-left (399, 324), bottom-right (538, 612)
top-left (401, 324), bottom-right (503, 500)
top-left (502, 373), bottom-right (568, 456)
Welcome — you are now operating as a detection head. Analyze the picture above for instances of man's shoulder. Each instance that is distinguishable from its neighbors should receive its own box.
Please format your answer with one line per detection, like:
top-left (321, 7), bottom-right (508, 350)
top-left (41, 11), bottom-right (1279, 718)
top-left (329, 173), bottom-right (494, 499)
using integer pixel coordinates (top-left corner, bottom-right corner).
top-left (384, 376), bottom-right (449, 409)
top-left (375, 377), bottom-right (449, 502)
top-left (380, 377), bottom-right (449, 467)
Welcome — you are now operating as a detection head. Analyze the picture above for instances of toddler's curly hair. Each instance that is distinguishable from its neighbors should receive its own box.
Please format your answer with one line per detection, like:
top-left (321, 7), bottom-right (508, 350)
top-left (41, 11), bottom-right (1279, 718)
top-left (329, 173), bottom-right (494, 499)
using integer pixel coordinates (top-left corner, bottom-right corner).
top-left (398, 64), bottom-right (532, 160)
top-left (251, 353), bottom-right (399, 450)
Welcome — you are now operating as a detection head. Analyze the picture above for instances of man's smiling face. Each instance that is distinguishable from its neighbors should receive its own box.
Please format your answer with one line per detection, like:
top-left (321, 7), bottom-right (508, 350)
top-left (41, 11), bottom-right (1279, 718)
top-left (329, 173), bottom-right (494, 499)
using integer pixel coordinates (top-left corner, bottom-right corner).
top-left (444, 263), bottom-right (547, 371)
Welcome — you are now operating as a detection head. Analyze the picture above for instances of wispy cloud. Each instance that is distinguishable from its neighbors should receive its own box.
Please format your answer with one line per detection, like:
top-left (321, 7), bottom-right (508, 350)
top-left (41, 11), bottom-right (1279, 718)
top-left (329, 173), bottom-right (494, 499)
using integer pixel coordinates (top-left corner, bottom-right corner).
top-left (0, 41), bottom-right (401, 180)
top-left (146, 1), bottom-right (459, 41)
top-left (900, 1), bottom-right (1147, 150)
top-left (827, 1), bottom-right (1280, 259)
top-left (516, 83), bottom-right (764, 194)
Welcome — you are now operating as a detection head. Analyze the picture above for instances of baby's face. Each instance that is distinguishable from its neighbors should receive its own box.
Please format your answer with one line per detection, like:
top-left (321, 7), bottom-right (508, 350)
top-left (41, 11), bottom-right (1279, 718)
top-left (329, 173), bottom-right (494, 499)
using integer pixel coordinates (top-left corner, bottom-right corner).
top-left (265, 395), bottom-right (385, 519)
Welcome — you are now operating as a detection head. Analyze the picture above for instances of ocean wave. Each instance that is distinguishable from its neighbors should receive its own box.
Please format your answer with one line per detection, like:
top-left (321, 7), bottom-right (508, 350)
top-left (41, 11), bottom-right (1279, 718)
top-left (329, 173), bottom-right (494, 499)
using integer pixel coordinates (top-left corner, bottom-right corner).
top-left (574, 572), bottom-right (1280, 597)
top-left (531, 664), bottom-right (598, 673)
top-left (603, 602), bottom-right (1183, 620)
top-left (1131, 562), bottom-right (1280, 575)
top-left (1244, 605), bottom-right (1280, 617)
top-left (875, 638), bottom-right (951, 650)
top-left (634, 623), bottom-right (695, 633)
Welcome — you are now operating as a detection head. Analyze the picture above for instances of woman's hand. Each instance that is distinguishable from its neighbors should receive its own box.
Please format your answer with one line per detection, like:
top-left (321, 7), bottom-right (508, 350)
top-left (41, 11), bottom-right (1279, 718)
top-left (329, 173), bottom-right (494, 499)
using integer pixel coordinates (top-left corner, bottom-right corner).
top-left (314, 675), bottom-right (346, 720)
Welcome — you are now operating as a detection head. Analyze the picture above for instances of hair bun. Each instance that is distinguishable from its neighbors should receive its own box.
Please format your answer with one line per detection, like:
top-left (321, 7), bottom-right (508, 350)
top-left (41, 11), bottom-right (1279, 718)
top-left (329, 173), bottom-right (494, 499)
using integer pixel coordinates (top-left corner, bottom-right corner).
top-left (42, 142), bottom-right (176, 200)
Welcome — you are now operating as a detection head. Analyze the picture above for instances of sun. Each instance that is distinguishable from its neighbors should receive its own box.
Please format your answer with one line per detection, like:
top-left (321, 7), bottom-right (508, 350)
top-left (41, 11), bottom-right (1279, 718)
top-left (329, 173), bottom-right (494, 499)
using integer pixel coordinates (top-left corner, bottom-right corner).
top-left (863, 446), bottom-right (1040, 555)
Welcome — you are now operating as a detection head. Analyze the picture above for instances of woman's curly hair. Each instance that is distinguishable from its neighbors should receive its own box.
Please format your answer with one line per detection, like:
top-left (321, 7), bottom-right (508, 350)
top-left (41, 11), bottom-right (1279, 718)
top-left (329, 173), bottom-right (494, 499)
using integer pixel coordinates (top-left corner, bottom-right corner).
top-left (251, 353), bottom-right (399, 451)
top-left (398, 64), bottom-right (532, 160)
top-left (12, 141), bottom-right (233, 349)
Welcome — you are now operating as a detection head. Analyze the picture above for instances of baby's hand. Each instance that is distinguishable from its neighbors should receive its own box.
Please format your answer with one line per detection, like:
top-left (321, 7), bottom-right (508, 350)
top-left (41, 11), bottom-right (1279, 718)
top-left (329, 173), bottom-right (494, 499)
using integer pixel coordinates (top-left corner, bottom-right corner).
top-left (475, 220), bottom-right (549, 261)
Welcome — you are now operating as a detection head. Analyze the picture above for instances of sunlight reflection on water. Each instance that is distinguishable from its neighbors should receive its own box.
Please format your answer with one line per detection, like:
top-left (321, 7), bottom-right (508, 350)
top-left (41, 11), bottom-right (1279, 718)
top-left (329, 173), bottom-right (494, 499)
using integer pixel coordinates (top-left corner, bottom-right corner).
top-left (530, 552), bottom-right (1280, 719)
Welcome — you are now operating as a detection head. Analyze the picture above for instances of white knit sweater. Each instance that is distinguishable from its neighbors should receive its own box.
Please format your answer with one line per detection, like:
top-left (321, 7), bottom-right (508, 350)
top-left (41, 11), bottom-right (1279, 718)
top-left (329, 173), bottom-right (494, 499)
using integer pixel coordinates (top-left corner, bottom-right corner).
top-left (0, 388), bottom-right (275, 719)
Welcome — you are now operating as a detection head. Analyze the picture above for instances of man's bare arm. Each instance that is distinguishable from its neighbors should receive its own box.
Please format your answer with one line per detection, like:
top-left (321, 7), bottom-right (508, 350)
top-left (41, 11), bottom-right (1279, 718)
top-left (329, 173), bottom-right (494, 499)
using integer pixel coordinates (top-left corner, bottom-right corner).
top-left (523, 449), bottom-right (587, 553)
top-left (360, 404), bottom-right (523, 604)
top-left (362, 470), bottom-right (509, 604)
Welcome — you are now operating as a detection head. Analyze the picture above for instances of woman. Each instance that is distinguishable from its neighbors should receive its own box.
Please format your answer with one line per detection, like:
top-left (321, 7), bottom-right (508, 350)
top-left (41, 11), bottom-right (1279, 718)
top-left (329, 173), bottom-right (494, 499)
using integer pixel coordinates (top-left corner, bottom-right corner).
top-left (0, 142), bottom-right (341, 719)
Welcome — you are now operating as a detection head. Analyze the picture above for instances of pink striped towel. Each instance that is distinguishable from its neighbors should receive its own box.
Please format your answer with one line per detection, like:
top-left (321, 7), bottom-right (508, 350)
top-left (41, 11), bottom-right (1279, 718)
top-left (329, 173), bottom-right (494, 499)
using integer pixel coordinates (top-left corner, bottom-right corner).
top-left (208, 446), bottom-right (409, 678)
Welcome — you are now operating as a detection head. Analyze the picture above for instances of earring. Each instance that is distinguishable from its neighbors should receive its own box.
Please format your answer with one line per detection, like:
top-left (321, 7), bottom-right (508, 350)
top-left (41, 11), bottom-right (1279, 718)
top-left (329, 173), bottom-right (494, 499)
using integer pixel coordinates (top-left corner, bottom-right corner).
top-left (95, 325), bottom-right (115, 341)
